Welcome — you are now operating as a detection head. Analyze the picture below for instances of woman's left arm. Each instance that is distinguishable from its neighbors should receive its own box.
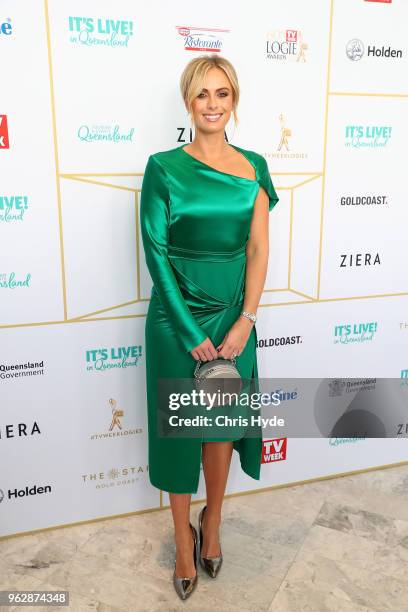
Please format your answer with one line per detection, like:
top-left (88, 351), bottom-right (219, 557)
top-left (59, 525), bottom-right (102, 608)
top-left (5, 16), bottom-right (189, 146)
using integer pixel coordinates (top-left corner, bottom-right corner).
top-left (216, 185), bottom-right (270, 358)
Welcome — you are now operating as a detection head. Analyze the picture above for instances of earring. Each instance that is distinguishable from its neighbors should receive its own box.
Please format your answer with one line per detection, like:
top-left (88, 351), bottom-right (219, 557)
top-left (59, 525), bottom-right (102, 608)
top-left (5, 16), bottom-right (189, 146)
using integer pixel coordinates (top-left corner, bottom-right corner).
top-left (189, 114), bottom-right (195, 142)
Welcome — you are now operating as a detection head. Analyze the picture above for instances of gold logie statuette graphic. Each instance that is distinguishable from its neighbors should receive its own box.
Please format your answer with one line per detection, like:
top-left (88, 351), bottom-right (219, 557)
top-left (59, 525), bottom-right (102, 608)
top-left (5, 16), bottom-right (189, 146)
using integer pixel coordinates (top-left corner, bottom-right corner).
top-left (278, 114), bottom-right (292, 151)
top-left (109, 398), bottom-right (124, 431)
top-left (297, 41), bottom-right (308, 62)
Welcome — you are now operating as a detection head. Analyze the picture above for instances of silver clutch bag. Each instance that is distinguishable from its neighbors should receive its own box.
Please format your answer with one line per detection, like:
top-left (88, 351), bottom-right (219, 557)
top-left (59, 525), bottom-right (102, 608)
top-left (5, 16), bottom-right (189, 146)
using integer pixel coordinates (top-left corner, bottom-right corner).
top-left (193, 357), bottom-right (242, 407)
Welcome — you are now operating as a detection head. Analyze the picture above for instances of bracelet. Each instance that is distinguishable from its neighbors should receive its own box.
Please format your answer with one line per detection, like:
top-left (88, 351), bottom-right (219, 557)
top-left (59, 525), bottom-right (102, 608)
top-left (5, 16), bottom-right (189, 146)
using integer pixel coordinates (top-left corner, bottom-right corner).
top-left (241, 310), bottom-right (257, 324)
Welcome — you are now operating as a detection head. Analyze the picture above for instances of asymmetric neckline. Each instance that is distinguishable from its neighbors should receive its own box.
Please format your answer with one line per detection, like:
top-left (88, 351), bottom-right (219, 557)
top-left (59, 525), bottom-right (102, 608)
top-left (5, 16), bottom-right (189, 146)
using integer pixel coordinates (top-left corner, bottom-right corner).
top-left (179, 143), bottom-right (258, 183)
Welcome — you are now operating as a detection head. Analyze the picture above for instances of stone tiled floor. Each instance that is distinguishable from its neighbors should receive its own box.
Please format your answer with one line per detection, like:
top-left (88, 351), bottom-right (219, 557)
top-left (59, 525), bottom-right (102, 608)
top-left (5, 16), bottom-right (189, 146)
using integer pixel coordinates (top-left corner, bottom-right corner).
top-left (1, 463), bottom-right (408, 611)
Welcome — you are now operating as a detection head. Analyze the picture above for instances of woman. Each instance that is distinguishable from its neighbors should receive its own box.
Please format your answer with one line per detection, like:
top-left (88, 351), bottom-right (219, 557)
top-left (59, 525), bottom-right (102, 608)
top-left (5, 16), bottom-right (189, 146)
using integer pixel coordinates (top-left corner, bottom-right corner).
top-left (140, 54), bottom-right (279, 600)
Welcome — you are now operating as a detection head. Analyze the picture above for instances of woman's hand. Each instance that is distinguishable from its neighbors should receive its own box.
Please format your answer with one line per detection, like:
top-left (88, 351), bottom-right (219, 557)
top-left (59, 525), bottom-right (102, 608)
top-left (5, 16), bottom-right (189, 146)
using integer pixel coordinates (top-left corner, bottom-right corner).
top-left (216, 317), bottom-right (254, 360)
top-left (190, 337), bottom-right (219, 362)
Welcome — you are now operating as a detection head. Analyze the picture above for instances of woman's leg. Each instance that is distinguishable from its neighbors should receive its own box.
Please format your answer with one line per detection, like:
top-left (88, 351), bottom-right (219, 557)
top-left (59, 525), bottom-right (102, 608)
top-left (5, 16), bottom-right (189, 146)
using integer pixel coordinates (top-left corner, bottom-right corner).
top-left (201, 441), bottom-right (234, 557)
top-left (169, 493), bottom-right (196, 577)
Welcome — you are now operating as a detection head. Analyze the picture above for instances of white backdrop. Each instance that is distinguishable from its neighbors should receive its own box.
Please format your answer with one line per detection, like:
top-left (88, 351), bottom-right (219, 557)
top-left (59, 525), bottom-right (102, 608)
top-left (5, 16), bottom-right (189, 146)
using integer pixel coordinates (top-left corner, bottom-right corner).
top-left (1, 0), bottom-right (407, 538)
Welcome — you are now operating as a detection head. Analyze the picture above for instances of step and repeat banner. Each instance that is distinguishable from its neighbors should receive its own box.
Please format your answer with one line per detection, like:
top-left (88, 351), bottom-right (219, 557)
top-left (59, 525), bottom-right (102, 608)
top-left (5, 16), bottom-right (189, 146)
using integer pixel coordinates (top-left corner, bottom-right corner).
top-left (1, 0), bottom-right (407, 538)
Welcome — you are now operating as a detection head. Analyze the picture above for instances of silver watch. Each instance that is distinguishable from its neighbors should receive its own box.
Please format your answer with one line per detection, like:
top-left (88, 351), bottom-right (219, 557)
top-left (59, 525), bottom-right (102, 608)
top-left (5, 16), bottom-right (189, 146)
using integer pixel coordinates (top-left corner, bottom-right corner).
top-left (241, 310), bottom-right (257, 324)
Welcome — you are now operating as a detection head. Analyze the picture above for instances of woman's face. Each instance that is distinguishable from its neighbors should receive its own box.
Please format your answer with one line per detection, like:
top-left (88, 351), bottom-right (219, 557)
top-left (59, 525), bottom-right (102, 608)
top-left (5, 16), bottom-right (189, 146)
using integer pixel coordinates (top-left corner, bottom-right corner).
top-left (189, 66), bottom-right (234, 135)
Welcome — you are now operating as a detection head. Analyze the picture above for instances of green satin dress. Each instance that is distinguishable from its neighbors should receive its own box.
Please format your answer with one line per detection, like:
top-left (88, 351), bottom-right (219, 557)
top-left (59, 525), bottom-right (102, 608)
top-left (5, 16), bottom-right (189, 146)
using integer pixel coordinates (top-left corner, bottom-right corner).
top-left (140, 143), bottom-right (279, 494)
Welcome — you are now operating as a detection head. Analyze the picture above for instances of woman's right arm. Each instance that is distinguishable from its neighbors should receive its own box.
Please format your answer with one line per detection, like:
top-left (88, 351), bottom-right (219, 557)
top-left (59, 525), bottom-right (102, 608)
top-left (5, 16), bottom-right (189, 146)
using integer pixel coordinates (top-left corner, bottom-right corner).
top-left (140, 154), bottom-right (209, 354)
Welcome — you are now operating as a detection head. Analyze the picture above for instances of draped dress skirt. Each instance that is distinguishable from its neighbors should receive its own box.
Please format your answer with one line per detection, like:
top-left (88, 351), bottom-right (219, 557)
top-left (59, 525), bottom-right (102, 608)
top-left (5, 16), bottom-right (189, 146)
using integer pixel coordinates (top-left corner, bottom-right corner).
top-left (140, 144), bottom-right (279, 494)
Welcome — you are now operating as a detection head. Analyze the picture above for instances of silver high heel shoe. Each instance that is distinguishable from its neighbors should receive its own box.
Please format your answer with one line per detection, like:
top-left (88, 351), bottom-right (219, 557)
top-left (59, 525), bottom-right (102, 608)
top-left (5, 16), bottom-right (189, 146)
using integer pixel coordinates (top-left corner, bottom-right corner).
top-left (173, 522), bottom-right (198, 600)
top-left (198, 505), bottom-right (223, 578)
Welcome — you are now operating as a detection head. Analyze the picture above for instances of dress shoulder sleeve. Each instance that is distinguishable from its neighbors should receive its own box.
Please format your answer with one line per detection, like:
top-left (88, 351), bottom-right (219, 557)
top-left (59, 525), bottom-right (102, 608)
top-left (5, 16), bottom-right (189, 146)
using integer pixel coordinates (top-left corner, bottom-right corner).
top-left (257, 155), bottom-right (279, 212)
top-left (140, 155), bottom-right (208, 353)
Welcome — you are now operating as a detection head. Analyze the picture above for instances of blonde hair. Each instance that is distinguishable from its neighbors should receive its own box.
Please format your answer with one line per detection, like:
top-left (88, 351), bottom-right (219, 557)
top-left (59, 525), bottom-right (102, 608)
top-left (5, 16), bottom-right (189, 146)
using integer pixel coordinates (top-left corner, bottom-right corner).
top-left (180, 54), bottom-right (240, 126)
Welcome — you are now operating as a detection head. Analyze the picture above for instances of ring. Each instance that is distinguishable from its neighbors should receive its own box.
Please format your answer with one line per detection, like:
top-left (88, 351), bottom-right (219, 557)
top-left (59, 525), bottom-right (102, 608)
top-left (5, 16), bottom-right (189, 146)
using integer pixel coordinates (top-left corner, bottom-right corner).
top-left (232, 353), bottom-right (237, 358)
